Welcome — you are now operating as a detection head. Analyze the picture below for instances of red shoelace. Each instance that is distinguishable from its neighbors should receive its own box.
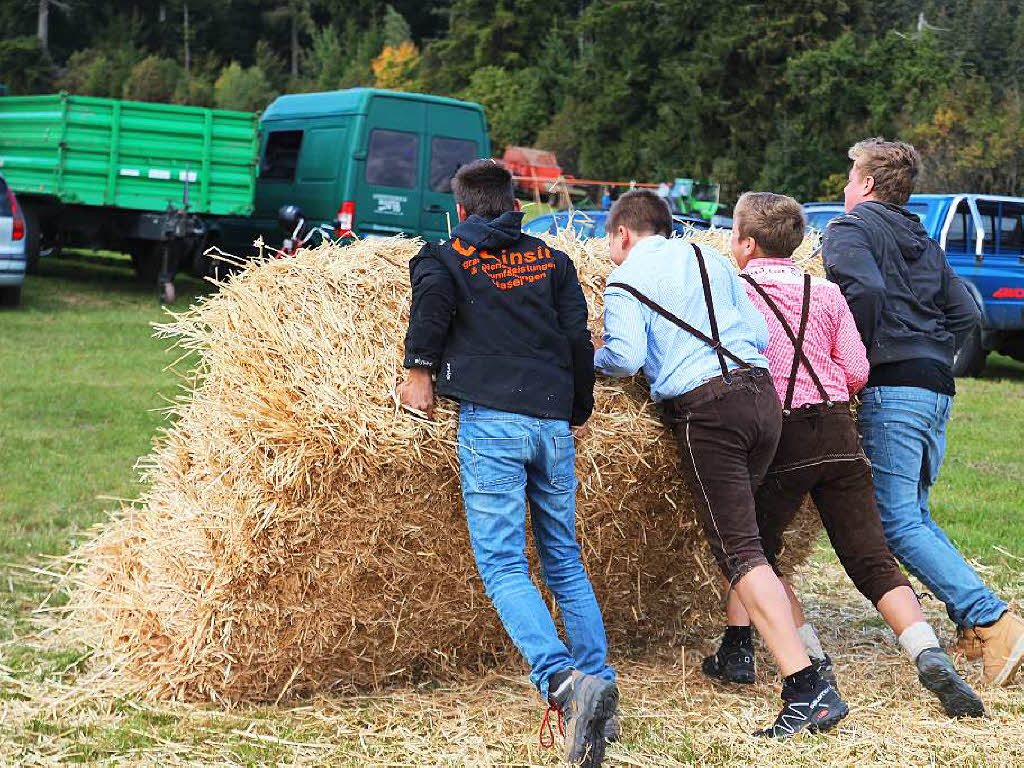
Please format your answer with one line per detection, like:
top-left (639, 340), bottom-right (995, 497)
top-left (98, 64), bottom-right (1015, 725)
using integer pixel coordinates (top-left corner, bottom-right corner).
top-left (538, 702), bottom-right (565, 749)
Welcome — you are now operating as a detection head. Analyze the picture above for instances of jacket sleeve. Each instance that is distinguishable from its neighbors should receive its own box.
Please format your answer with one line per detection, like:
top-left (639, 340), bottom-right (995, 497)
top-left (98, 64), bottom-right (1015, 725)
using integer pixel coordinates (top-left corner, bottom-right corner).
top-left (403, 243), bottom-right (456, 371)
top-left (555, 255), bottom-right (596, 426)
top-left (941, 265), bottom-right (982, 346)
top-left (823, 217), bottom-right (886, 352)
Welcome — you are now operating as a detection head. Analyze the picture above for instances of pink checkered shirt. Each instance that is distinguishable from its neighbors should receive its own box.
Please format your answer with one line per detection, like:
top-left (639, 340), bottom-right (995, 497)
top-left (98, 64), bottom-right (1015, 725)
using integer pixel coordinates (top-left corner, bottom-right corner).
top-left (740, 258), bottom-right (869, 409)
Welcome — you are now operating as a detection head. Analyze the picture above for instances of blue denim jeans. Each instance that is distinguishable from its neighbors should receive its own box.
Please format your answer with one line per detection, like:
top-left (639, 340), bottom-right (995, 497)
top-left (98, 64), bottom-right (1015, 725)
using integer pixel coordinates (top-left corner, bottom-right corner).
top-left (858, 386), bottom-right (1007, 628)
top-left (457, 402), bottom-right (614, 700)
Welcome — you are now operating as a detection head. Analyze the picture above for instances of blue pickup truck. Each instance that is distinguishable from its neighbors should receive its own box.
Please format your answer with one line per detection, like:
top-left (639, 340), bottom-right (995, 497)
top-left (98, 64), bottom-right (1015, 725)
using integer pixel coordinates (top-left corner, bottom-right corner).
top-left (804, 194), bottom-right (1024, 376)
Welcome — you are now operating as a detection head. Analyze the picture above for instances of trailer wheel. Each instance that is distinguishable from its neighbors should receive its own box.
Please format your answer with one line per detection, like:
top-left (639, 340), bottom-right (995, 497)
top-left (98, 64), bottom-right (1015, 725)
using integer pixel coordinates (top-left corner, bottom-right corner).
top-left (130, 246), bottom-right (161, 284)
top-left (22, 206), bottom-right (42, 274)
top-left (130, 241), bottom-right (182, 285)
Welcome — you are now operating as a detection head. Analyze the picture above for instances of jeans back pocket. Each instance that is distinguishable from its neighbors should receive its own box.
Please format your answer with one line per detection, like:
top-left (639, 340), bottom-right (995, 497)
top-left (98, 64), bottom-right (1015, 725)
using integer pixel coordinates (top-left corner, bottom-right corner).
top-left (465, 436), bottom-right (528, 493)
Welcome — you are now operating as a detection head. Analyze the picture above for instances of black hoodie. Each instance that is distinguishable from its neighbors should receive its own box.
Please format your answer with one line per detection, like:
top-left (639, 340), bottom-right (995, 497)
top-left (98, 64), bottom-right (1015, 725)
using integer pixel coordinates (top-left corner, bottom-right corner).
top-left (823, 201), bottom-right (980, 391)
top-left (403, 211), bottom-right (595, 426)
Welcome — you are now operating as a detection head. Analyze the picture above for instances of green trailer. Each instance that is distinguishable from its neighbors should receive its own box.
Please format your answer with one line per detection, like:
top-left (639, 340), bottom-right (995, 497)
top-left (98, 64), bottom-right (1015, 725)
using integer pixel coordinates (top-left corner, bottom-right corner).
top-left (0, 92), bottom-right (258, 299)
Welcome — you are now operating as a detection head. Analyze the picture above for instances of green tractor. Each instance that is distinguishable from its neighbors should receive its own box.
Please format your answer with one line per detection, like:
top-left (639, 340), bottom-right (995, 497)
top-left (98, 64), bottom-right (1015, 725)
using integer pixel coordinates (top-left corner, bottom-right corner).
top-left (670, 178), bottom-right (721, 221)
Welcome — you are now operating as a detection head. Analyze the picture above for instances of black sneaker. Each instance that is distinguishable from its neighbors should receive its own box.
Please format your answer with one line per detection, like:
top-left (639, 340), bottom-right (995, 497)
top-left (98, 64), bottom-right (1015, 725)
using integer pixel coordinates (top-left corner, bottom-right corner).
top-left (811, 654), bottom-right (839, 696)
top-left (702, 641), bottom-right (755, 684)
top-left (916, 647), bottom-right (985, 718)
top-left (546, 670), bottom-right (618, 767)
top-left (754, 678), bottom-right (849, 738)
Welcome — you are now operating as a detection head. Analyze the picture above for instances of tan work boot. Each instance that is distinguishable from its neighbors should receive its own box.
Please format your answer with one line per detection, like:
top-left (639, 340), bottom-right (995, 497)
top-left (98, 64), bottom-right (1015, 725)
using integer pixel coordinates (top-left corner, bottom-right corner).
top-left (952, 626), bottom-right (983, 661)
top-left (975, 611), bottom-right (1024, 686)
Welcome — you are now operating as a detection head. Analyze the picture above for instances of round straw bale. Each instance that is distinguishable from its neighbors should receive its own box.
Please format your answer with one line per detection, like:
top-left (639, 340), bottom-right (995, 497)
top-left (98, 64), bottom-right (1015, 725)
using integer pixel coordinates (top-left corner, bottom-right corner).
top-left (62, 230), bottom-right (822, 702)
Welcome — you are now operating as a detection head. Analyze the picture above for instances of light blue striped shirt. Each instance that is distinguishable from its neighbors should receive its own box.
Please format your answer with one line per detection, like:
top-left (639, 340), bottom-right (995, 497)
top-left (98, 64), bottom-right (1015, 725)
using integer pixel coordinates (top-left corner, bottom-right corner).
top-left (594, 235), bottom-right (770, 400)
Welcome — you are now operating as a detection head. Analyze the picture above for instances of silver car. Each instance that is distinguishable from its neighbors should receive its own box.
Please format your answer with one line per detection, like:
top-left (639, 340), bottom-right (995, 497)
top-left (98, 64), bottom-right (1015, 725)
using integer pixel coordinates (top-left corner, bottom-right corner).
top-left (0, 174), bottom-right (26, 307)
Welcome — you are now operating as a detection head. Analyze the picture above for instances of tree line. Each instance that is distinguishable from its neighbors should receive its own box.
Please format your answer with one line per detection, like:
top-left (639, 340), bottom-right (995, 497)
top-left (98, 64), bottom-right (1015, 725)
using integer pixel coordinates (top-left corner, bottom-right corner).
top-left (1, 0), bottom-right (1022, 204)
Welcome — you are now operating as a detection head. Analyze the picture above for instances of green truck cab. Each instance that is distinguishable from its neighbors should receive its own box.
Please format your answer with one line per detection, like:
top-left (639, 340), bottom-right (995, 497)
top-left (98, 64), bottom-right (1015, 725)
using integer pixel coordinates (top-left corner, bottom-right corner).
top-left (216, 88), bottom-right (490, 257)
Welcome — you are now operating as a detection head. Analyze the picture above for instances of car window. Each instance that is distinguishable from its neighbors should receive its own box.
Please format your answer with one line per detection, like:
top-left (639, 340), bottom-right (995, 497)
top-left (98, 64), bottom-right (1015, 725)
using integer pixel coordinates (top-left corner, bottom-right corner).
top-left (946, 200), bottom-right (969, 251)
top-left (0, 177), bottom-right (10, 216)
top-left (805, 210), bottom-right (842, 231)
top-left (366, 129), bottom-right (419, 188)
top-left (977, 199), bottom-right (1024, 253)
top-left (261, 130), bottom-right (303, 181)
top-left (999, 204), bottom-right (1024, 252)
top-left (523, 216), bottom-right (554, 234)
top-left (430, 137), bottom-right (477, 193)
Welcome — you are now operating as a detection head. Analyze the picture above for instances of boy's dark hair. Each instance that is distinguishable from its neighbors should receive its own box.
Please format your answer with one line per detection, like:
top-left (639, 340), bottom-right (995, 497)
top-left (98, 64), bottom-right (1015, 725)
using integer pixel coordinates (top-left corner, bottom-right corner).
top-left (734, 192), bottom-right (805, 258)
top-left (452, 159), bottom-right (516, 218)
top-left (606, 191), bottom-right (672, 238)
top-left (848, 137), bottom-right (922, 206)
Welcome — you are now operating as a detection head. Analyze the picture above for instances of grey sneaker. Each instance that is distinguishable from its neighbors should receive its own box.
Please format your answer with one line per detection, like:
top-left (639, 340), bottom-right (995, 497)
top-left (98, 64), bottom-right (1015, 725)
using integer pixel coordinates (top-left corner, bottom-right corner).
top-left (604, 712), bottom-right (621, 743)
top-left (916, 647), bottom-right (985, 718)
top-left (546, 671), bottom-right (619, 767)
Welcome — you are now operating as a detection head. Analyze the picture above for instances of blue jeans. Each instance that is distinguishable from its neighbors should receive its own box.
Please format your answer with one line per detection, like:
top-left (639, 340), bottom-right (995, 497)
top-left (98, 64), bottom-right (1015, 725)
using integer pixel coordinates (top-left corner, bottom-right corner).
top-left (457, 402), bottom-right (614, 700)
top-left (858, 386), bottom-right (1007, 628)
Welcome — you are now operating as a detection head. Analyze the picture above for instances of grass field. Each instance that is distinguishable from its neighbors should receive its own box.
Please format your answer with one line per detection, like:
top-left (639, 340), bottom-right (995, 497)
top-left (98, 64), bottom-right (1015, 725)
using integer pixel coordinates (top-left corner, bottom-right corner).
top-left (1, 251), bottom-right (1022, 764)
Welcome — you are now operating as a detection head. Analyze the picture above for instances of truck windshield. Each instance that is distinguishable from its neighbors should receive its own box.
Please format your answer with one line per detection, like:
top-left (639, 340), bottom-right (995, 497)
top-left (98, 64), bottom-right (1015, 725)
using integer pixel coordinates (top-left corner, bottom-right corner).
top-left (693, 183), bottom-right (718, 202)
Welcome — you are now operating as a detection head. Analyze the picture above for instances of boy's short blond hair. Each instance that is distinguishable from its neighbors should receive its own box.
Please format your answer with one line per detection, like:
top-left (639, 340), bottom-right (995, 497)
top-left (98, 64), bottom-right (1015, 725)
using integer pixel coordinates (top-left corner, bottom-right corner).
top-left (848, 137), bottom-right (922, 206)
top-left (734, 192), bottom-right (805, 258)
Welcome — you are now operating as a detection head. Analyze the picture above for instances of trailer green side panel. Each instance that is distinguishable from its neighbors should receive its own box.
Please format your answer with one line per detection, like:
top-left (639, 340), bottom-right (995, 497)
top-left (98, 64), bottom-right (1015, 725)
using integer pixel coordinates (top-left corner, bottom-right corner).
top-left (0, 93), bottom-right (257, 216)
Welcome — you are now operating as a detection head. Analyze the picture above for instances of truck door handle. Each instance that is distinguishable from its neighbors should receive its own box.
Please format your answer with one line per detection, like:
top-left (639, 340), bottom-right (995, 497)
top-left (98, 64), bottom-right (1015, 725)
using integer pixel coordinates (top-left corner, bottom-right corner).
top-left (425, 204), bottom-right (445, 213)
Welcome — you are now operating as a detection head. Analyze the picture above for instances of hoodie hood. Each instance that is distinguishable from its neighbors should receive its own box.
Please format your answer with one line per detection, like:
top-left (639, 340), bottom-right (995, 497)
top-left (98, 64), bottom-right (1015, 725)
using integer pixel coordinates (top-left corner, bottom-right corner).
top-left (854, 201), bottom-right (929, 262)
top-left (452, 211), bottom-right (525, 250)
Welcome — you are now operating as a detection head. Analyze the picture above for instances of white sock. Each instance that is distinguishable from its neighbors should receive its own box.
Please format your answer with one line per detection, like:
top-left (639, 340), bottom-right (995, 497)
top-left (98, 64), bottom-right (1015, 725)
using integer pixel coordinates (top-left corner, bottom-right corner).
top-left (899, 621), bottom-right (941, 662)
top-left (797, 623), bottom-right (825, 660)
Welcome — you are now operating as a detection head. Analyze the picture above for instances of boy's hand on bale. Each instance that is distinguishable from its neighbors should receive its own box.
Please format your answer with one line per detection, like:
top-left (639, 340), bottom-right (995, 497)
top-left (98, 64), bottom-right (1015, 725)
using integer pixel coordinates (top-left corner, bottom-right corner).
top-left (572, 424), bottom-right (590, 441)
top-left (398, 369), bottom-right (435, 419)
top-left (591, 331), bottom-right (605, 350)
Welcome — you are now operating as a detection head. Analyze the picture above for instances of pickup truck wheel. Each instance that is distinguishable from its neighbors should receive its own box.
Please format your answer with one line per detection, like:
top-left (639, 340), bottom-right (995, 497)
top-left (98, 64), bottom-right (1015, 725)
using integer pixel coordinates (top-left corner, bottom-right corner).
top-left (0, 285), bottom-right (22, 307)
top-left (952, 325), bottom-right (988, 377)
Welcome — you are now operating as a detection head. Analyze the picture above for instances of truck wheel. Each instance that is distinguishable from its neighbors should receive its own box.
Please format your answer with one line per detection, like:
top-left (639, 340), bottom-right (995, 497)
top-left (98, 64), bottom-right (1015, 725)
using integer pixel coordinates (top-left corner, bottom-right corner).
top-left (952, 325), bottom-right (988, 377)
top-left (22, 206), bottom-right (41, 274)
top-left (0, 285), bottom-right (22, 307)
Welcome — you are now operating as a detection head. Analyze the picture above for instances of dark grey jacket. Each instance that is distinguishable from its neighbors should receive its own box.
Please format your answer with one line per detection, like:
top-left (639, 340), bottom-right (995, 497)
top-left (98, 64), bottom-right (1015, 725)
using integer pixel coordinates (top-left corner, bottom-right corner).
top-left (823, 201), bottom-right (980, 368)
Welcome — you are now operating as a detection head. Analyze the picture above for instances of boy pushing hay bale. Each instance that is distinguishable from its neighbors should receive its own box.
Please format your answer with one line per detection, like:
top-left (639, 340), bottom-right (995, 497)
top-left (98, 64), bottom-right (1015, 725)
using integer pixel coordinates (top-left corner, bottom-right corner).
top-left (60, 222), bottom-right (823, 710)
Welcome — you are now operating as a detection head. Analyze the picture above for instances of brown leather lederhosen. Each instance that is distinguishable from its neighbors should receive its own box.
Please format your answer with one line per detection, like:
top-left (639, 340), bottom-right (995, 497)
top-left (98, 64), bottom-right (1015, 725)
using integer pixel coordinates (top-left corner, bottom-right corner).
top-left (742, 271), bottom-right (911, 605)
top-left (606, 244), bottom-right (782, 583)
